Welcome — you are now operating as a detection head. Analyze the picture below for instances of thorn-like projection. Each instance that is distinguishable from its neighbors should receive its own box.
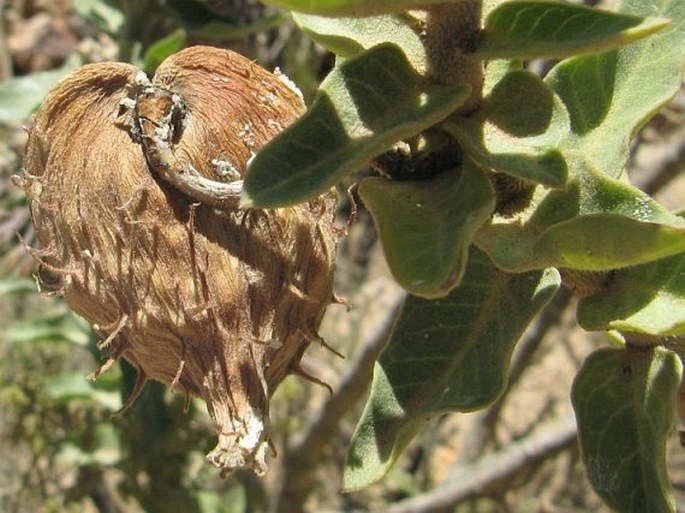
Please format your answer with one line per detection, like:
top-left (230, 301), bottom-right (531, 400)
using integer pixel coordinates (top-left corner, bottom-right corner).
top-left (95, 314), bottom-right (129, 349)
top-left (112, 367), bottom-right (149, 417)
top-left (331, 292), bottom-right (352, 311)
top-left (87, 356), bottom-right (118, 382)
top-left (170, 341), bottom-right (187, 390)
top-left (301, 327), bottom-right (344, 360)
top-left (291, 364), bottom-right (333, 396)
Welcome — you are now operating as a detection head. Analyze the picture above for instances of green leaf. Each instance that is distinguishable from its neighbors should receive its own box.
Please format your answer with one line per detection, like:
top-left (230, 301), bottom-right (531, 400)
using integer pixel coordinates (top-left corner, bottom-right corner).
top-left (545, 0), bottom-right (685, 177)
top-left (261, 0), bottom-right (460, 16)
top-left (476, 1), bottom-right (669, 59)
top-left (0, 56), bottom-right (81, 125)
top-left (476, 166), bottom-right (685, 272)
top-left (293, 12), bottom-right (427, 73)
top-left (142, 29), bottom-right (187, 74)
top-left (242, 44), bottom-right (470, 208)
top-left (342, 248), bottom-right (560, 490)
top-left (57, 425), bottom-right (122, 466)
top-left (44, 372), bottom-right (122, 410)
top-left (482, 58), bottom-right (523, 96)
top-left (474, 0), bottom-right (685, 272)
top-left (0, 277), bottom-right (36, 295)
top-left (576, 202), bottom-right (685, 338)
top-left (73, 0), bottom-right (124, 35)
top-left (622, 0), bottom-right (685, 40)
top-left (197, 485), bottom-right (247, 513)
top-left (90, 424), bottom-right (123, 465)
top-left (578, 253), bottom-right (685, 335)
top-left (572, 346), bottom-right (680, 513)
top-left (446, 69), bottom-right (569, 187)
top-left (483, 70), bottom-right (557, 137)
top-left (359, 162), bottom-right (494, 298)
top-left (3, 310), bottom-right (91, 347)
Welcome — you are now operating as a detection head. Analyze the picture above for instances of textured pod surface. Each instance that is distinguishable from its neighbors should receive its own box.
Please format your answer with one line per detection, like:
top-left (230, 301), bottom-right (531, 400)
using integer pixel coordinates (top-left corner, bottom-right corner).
top-left (21, 46), bottom-right (339, 476)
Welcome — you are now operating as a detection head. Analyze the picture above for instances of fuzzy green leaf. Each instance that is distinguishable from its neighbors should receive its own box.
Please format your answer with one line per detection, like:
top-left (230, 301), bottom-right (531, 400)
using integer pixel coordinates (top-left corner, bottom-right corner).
top-left (572, 347), bottom-right (680, 513)
top-left (578, 253), bottom-right (685, 335)
top-left (359, 162), bottom-right (495, 298)
top-left (446, 69), bottom-right (569, 187)
top-left (476, 166), bottom-right (685, 272)
top-left (242, 44), bottom-right (469, 208)
top-left (292, 12), bottom-right (427, 73)
top-left (484, 70), bottom-right (557, 137)
top-left (476, 1), bottom-right (669, 59)
top-left (475, 0), bottom-right (685, 272)
top-left (545, 0), bottom-right (685, 178)
top-left (342, 248), bottom-right (560, 490)
top-left (261, 0), bottom-right (459, 16)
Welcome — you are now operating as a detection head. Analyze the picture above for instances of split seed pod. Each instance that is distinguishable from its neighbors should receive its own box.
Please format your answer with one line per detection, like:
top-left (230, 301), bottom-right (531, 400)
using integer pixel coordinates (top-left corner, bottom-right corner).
top-left (21, 46), bottom-right (339, 476)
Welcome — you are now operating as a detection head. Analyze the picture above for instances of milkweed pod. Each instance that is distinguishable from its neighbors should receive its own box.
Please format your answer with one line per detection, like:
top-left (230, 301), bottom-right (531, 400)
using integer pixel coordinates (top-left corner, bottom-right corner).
top-left (21, 46), bottom-right (340, 477)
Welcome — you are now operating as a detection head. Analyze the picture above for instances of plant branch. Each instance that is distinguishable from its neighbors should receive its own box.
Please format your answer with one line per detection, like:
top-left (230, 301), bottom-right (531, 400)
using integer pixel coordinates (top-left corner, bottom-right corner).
top-left (630, 118), bottom-right (685, 197)
top-left (384, 413), bottom-right (578, 513)
top-left (423, 0), bottom-right (483, 113)
top-left (272, 289), bottom-right (406, 513)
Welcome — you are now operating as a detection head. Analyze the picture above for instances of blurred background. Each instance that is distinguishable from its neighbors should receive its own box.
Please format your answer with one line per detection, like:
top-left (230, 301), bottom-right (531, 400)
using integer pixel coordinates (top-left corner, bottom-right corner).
top-left (1, 1), bottom-right (684, 512)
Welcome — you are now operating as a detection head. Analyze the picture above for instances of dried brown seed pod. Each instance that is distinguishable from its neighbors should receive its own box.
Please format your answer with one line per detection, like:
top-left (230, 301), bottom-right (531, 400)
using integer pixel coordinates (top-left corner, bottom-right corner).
top-left (20, 46), bottom-right (340, 476)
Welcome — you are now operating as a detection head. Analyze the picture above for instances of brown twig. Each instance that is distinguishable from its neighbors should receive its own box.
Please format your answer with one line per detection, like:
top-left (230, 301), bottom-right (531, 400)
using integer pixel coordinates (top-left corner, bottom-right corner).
top-left (384, 414), bottom-right (578, 513)
top-left (629, 108), bottom-right (685, 198)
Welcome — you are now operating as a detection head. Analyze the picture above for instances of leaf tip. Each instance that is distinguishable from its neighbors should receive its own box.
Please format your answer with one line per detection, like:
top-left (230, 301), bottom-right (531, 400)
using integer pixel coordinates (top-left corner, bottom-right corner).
top-left (238, 192), bottom-right (256, 210)
top-left (341, 461), bottom-right (386, 494)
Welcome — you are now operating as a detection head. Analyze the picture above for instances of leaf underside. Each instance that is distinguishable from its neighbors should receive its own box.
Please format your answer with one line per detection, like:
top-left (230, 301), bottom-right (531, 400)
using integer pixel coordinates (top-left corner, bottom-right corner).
top-left (545, 0), bottom-right (685, 177)
top-left (359, 161), bottom-right (495, 298)
top-left (292, 12), bottom-right (428, 73)
top-left (448, 69), bottom-right (570, 188)
top-left (343, 248), bottom-right (560, 490)
top-left (476, 166), bottom-right (685, 272)
top-left (577, 252), bottom-right (685, 335)
top-left (572, 347), bottom-right (681, 513)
